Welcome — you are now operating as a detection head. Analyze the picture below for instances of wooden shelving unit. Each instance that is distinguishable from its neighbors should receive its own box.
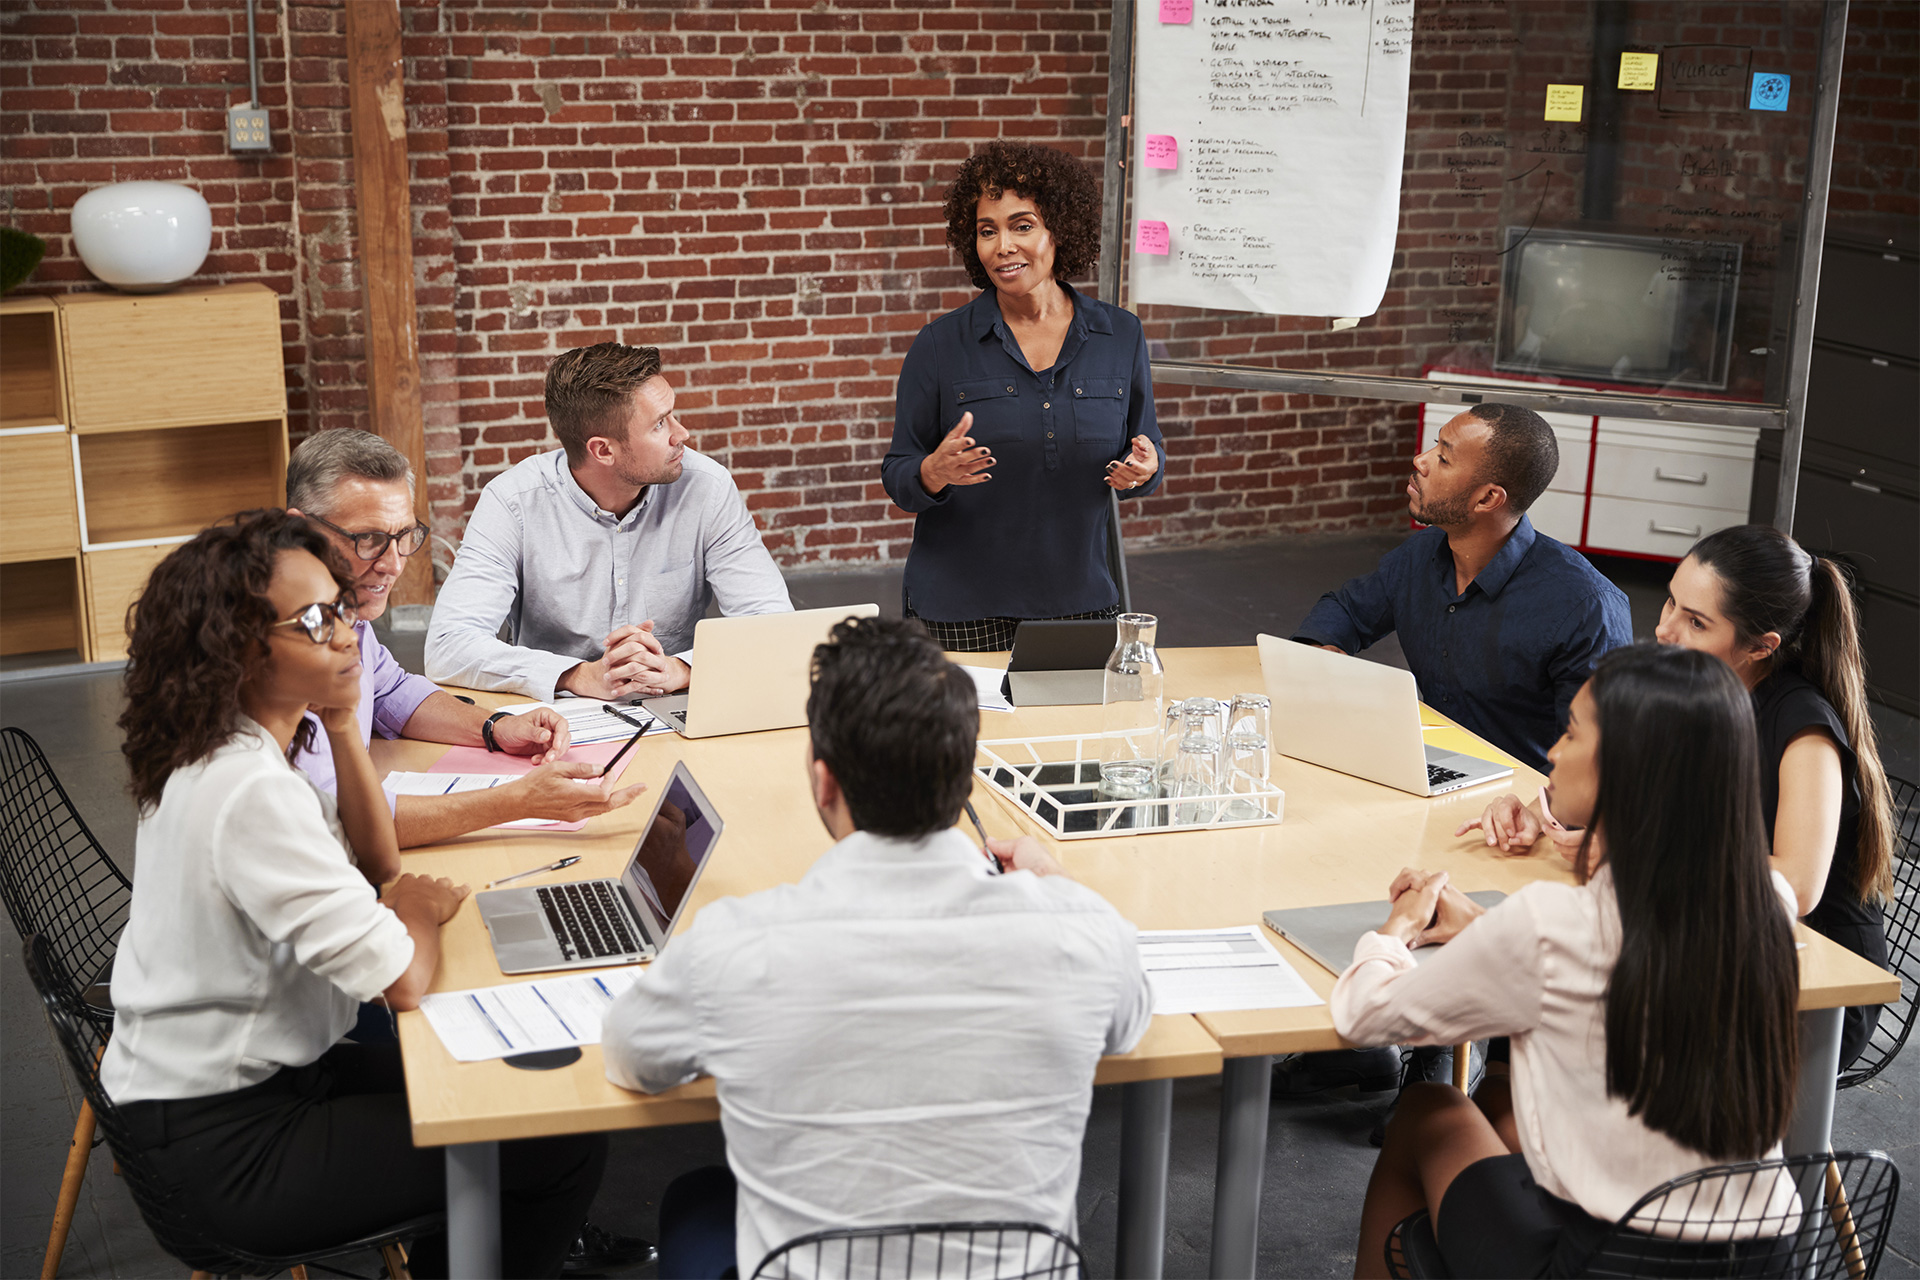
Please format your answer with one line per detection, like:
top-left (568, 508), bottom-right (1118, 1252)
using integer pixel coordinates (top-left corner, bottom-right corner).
top-left (0, 295), bottom-right (86, 662)
top-left (0, 285), bottom-right (289, 665)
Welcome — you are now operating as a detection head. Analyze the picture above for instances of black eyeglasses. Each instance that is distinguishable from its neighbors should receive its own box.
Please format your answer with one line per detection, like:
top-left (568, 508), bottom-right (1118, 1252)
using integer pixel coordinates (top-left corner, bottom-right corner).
top-left (271, 599), bottom-right (360, 645)
top-left (308, 513), bottom-right (430, 562)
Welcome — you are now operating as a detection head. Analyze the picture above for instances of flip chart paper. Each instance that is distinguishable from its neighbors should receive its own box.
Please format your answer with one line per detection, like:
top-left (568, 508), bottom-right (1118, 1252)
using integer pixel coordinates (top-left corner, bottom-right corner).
top-left (1544, 84), bottom-right (1584, 121)
top-left (1130, 0), bottom-right (1413, 317)
top-left (1617, 52), bottom-right (1658, 91)
top-left (1143, 134), bottom-right (1178, 169)
top-left (1158, 0), bottom-right (1192, 23)
top-left (1135, 220), bottom-right (1170, 255)
top-left (1749, 72), bottom-right (1789, 111)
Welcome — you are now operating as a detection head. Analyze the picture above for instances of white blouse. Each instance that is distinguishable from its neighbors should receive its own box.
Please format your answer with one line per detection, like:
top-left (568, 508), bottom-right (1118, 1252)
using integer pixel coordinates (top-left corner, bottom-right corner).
top-left (101, 720), bottom-right (414, 1104)
top-left (1332, 866), bottom-right (1800, 1232)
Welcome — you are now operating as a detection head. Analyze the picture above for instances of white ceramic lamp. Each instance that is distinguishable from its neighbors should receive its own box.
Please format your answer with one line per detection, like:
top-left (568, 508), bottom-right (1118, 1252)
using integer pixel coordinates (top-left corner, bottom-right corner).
top-left (70, 181), bottom-right (212, 293)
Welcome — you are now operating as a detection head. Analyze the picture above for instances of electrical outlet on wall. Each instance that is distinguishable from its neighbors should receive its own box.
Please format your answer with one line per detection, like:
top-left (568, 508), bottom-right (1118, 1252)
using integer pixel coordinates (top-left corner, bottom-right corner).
top-left (228, 104), bottom-right (270, 152)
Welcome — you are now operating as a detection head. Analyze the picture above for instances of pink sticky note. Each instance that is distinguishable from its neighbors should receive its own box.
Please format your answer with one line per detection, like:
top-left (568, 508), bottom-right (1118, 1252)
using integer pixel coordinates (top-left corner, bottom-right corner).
top-left (1159, 0), bottom-right (1193, 22)
top-left (1135, 220), bottom-right (1170, 255)
top-left (1144, 135), bottom-right (1178, 169)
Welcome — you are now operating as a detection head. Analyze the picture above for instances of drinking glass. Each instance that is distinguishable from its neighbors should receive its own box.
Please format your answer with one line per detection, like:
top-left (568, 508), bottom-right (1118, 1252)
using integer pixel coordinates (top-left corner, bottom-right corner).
top-left (1222, 693), bottom-right (1271, 820)
top-left (1169, 704), bottom-right (1223, 825)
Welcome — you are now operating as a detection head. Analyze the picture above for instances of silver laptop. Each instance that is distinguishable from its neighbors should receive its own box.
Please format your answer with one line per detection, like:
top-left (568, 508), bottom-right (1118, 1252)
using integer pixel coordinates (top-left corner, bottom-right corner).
top-left (476, 761), bottom-right (722, 974)
top-left (641, 604), bottom-right (879, 738)
top-left (1256, 633), bottom-right (1514, 797)
top-left (1264, 892), bottom-right (1508, 975)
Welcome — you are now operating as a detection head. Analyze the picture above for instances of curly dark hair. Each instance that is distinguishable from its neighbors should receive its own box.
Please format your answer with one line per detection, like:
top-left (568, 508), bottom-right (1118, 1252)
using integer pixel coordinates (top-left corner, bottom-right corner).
top-left (120, 510), bottom-right (355, 813)
top-left (943, 140), bottom-right (1103, 291)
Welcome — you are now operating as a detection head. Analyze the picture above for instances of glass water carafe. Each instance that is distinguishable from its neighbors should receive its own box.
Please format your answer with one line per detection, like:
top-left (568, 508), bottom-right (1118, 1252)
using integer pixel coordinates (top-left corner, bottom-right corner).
top-left (1099, 613), bottom-right (1164, 808)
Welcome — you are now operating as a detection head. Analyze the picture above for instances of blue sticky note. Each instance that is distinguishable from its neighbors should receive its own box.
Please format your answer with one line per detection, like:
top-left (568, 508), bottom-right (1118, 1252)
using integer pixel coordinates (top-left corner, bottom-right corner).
top-left (1749, 72), bottom-right (1790, 111)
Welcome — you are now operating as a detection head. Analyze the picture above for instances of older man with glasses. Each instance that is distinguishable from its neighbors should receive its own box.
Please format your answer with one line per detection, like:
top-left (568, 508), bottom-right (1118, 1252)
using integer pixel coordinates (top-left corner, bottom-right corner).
top-left (284, 430), bottom-right (646, 849)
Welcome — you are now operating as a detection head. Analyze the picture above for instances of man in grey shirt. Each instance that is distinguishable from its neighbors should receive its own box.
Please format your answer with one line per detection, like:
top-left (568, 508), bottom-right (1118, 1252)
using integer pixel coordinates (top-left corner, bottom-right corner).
top-left (426, 342), bottom-right (792, 700)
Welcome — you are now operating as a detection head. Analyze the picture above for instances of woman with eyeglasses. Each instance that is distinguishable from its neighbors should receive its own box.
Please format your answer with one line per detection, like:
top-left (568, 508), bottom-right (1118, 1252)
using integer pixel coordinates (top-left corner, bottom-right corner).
top-left (103, 511), bottom-right (605, 1276)
top-left (1339, 645), bottom-right (1801, 1278)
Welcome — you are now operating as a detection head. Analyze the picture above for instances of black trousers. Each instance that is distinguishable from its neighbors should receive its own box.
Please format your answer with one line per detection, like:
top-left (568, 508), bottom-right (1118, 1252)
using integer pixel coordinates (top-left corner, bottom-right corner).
top-left (119, 1043), bottom-right (606, 1279)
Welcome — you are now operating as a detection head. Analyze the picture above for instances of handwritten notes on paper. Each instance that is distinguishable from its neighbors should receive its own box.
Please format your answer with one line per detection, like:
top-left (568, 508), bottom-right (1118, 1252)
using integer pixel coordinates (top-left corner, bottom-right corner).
top-left (1617, 52), bottom-right (1658, 91)
top-left (1135, 220), bottom-right (1170, 255)
top-left (1143, 134), bottom-right (1179, 169)
top-left (1131, 0), bottom-right (1413, 317)
top-left (1543, 84), bottom-right (1584, 121)
top-left (1158, 0), bottom-right (1193, 23)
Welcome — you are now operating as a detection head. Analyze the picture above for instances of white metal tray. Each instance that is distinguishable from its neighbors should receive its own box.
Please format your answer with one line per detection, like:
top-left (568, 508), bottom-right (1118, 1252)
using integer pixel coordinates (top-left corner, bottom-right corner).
top-left (975, 731), bottom-right (1284, 841)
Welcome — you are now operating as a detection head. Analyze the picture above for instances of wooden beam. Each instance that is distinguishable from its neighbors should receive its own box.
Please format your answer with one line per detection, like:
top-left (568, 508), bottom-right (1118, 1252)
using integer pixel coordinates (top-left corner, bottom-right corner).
top-left (345, 0), bottom-right (432, 606)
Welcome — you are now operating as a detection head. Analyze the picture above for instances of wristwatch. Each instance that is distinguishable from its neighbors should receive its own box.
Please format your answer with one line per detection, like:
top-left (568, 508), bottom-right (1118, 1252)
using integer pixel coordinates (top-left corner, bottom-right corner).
top-left (481, 710), bottom-right (512, 753)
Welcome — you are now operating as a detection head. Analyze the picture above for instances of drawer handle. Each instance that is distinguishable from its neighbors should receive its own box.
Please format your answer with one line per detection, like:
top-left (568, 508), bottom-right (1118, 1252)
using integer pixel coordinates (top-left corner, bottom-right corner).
top-left (1654, 468), bottom-right (1709, 485)
top-left (1649, 521), bottom-right (1703, 538)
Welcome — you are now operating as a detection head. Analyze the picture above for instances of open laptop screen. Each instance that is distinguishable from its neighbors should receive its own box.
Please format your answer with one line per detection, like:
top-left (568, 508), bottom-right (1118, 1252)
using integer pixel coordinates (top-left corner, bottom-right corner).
top-left (621, 769), bottom-right (720, 942)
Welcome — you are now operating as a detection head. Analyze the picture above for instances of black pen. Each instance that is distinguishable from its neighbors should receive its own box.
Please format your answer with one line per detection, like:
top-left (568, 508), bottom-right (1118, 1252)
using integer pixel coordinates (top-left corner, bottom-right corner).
top-left (600, 722), bottom-right (649, 778)
top-left (964, 799), bottom-right (1003, 875)
top-left (602, 702), bottom-right (650, 730)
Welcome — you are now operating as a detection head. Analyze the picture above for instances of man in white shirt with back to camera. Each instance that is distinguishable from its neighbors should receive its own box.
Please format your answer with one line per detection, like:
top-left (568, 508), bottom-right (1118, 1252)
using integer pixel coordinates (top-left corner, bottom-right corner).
top-left (602, 616), bottom-right (1152, 1279)
top-left (426, 341), bottom-right (792, 700)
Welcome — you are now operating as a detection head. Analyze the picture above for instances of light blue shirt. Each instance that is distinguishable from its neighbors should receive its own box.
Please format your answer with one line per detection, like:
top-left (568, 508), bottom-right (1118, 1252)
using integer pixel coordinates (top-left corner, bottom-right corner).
top-left (425, 448), bottom-right (792, 699)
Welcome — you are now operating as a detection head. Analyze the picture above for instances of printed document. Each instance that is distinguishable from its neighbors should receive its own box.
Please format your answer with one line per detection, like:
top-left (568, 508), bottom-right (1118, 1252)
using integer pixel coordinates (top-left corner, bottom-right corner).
top-left (420, 970), bottom-right (641, 1063)
top-left (1137, 924), bottom-right (1324, 1015)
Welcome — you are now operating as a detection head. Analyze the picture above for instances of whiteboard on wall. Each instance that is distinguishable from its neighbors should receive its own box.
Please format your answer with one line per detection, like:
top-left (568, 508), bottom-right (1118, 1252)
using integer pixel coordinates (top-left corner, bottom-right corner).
top-left (1130, 0), bottom-right (1415, 318)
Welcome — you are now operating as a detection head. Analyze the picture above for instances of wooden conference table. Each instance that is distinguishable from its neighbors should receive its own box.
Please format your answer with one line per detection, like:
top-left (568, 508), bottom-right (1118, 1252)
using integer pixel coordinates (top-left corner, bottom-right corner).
top-left (383, 647), bottom-right (1900, 1280)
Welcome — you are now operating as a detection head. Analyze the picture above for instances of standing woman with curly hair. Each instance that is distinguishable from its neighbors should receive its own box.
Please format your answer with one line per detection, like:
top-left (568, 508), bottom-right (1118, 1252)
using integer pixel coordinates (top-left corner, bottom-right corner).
top-left (881, 140), bottom-right (1166, 651)
top-left (104, 510), bottom-right (605, 1276)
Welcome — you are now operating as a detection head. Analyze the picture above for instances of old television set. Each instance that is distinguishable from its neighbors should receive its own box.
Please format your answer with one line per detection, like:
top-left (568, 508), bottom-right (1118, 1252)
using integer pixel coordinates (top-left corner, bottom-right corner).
top-left (1494, 228), bottom-right (1742, 391)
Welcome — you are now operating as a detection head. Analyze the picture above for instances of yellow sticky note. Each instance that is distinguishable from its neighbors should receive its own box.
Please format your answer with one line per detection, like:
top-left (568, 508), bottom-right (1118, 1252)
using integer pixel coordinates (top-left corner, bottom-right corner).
top-left (1617, 51), bottom-right (1658, 91)
top-left (1544, 83), bottom-right (1584, 121)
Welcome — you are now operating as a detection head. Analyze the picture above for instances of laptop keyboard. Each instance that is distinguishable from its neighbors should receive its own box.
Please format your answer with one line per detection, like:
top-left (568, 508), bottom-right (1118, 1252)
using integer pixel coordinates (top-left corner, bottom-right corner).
top-left (1427, 762), bottom-right (1468, 788)
top-left (535, 882), bottom-right (638, 959)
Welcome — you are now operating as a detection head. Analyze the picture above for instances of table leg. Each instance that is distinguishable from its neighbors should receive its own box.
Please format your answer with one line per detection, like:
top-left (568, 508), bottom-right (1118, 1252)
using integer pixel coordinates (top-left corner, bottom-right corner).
top-left (1117, 1079), bottom-right (1173, 1280)
top-left (446, 1141), bottom-right (502, 1279)
top-left (1785, 1007), bottom-right (1842, 1156)
top-left (1208, 1055), bottom-right (1272, 1280)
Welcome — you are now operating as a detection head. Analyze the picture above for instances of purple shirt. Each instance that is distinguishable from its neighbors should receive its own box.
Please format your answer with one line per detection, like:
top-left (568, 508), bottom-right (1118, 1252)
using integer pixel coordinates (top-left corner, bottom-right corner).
top-left (293, 622), bottom-right (440, 806)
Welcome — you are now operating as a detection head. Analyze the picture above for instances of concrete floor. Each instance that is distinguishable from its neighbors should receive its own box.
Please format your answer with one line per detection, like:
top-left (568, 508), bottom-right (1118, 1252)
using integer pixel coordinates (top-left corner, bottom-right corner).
top-left (1, 532), bottom-right (1915, 1278)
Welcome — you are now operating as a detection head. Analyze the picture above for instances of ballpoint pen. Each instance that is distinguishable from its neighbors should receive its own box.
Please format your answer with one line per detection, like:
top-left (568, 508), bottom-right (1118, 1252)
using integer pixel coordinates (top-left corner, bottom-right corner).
top-left (486, 855), bottom-right (582, 890)
top-left (964, 799), bottom-right (1003, 875)
top-left (599, 721), bottom-right (650, 777)
top-left (602, 703), bottom-right (650, 730)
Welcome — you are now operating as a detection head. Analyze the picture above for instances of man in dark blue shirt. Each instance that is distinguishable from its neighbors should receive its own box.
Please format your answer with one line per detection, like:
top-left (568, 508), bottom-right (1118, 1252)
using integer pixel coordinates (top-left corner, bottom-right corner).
top-left (1293, 403), bottom-right (1630, 775)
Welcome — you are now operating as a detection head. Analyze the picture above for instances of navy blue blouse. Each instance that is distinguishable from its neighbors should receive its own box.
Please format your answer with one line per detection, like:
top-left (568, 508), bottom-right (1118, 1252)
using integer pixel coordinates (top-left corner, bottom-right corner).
top-left (881, 284), bottom-right (1166, 621)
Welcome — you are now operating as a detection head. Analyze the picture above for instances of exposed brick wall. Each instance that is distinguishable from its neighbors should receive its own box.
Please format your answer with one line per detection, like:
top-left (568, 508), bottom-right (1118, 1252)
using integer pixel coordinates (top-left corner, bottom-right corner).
top-left (4, 0), bottom-right (1914, 578)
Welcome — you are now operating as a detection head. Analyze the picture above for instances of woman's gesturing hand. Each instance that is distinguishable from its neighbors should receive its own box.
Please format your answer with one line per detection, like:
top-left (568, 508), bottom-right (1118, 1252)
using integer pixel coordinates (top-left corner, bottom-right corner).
top-left (920, 413), bottom-right (996, 495)
top-left (1105, 434), bottom-right (1159, 490)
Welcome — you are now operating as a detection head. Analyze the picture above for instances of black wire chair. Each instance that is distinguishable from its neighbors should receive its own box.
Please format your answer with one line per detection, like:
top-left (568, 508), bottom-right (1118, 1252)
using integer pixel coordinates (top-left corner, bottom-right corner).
top-left (0, 726), bottom-right (132, 1277)
top-left (752, 1222), bottom-right (1084, 1280)
top-left (1385, 1150), bottom-right (1900, 1278)
top-left (25, 934), bottom-right (439, 1280)
top-left (0, 727), bottom-right (128, 1028)
top-left (1839, 775), bottom-right (1920, 1090)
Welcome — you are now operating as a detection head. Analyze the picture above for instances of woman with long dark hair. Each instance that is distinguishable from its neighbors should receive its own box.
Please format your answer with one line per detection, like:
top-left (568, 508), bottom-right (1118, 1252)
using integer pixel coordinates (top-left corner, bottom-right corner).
top-left (103, 511), bottom-right (604, 1276)
top-left (1656, 524), bottom-right (1895, 1067)
top-left (1468, 524), bottom-right (1895, 1068)
top-left (1338, 645), bottom-right (1801, 1279)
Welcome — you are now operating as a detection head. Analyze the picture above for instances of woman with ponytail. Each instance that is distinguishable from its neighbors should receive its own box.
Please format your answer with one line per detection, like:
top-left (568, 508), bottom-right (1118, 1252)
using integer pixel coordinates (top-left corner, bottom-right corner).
top-left (1653, 524), bottom-right (1894, 1068)
top-left (1338, 645), bottom-right (1801, 1279)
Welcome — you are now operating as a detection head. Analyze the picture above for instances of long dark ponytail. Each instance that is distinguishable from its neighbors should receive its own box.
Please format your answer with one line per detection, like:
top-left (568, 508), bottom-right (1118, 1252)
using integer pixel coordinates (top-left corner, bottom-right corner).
top-left (1688, 524), bottom-right (1894, 902)
top-left (1581, 644), bottom-right (1800, 1160)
